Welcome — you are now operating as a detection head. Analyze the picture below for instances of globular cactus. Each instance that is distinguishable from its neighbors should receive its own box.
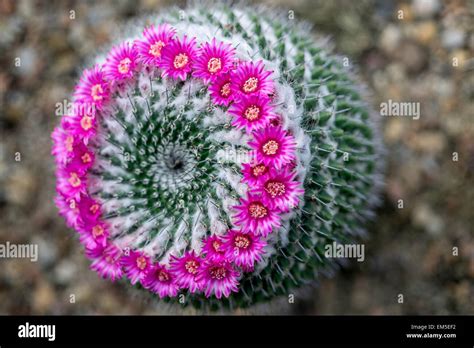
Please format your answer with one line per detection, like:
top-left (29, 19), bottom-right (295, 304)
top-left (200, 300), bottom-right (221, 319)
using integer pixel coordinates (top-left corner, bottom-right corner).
top-left (52, 4), bottom-right (383, 310)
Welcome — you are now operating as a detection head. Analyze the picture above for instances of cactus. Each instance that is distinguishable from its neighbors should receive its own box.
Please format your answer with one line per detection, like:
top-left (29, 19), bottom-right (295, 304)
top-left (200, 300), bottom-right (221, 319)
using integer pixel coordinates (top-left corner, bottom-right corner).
top-left (52, 4), bottom-right (383, 310)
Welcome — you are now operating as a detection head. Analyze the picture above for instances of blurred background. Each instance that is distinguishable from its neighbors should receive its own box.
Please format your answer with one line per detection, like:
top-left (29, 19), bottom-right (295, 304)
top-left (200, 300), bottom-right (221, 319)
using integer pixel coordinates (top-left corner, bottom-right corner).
top-left (0, 0), bottom-right (472, 314)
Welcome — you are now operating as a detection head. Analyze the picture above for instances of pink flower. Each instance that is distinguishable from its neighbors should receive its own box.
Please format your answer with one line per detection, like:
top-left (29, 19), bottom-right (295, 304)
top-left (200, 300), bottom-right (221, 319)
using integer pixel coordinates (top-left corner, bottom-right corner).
top-left (231, 60), bottom-right (273, 98)
top-left (159, 35), bottom-right (198, 81)
top-left (134, 24), bottom-right (176, 66)
top-left (68, 104), bottom-right (97, 143)
top-left (67, 142), bottom-right (95, 175)
top-left (56, 166), bottom-right (87, 200)
top-left (253, 167), bottom-right (304, 211)
top-left (209, 73), bottom-right (234, 106)
top-left (51, 126), bottom-right (77, 164)
top-left (73, 65), bottom-right (109, 110)
top-left (201, 234), bottom-right (226, 261)
top-left (77, 195), bottom-right (101, 224)
top-left (75, 198), bottom-right (108, 249)
top-left (193, 38), bottom-right (235, 82)
top-left (229, 94), bottom-right (275, 133)
top-left (248, 126), bottom-right (296, 170)
top-left (54, 190), bottom-right (80, 228)
top-left (169, 251), bottom-right (204, 293)
top-left (223, 230), bottom-right (266, 271)
top-left (120, 250), bottom-right (152, 285)
top-left (241, 162), bottom-right (272, 187)
top-left (103, 42), bottom-right (139, 81)
top-left (197, 260), bottom-right (239, 299)
top-left (78, 220), bottom-right (109, 249)
top-left (141, 263), bottom-right (179, 298)
top-left (86, 243), bottom-right (123, 281)
top-left (233, 193), bottom-right (281, 237)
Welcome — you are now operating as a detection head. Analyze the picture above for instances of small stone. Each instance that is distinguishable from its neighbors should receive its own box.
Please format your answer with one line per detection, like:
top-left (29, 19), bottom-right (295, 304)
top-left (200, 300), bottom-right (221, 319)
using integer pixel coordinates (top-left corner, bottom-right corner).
top-left (412, 204), bottom-right (444, 235)
top-left (469, 258), bottom-right (474, 278)
top-left (386, 178), bottom-right (405, 204)
top-left (397, 4), bottom-right (414, 21)
top-left (0, 17), bottom-right (23, 47)
top-left (70, 284), bottom-right (94, 303)
top-left (5, 167), bottom-right (36, 206)
top-left (386, 63), bottom-right (407, 83)
top-left (384, 118), bottom-right (405, 144)
top-left (433, 78), bottom-right (455, 99)
top-left (399, 159), bottom-right (422, 192)
top-left (4, 102), bottom-right (23, 127)
top-left (396, 40), bottom-right (428, 74)
top-left (450, 50), bottom-right (469, 69)
top-left (141, 0), bottom-right (164, 11)
top-left (13, 46), bottom-right (39, 78)
top-left (33, 281), bottom-right (55, 313)
top-left (413, 21), bottom-right (437, 45)
top-left (54, 260), bottom-right (77, 285)
top-left (379, 25), bottom-right (402, 54)
top-left (0, 0), bottom-right (16, 15)
top-left (47, 31), bottom-right (70, 53)
top-left (31, 237), bottom-right (58, 268)
top-left (54, 53), bottom-right (77, 76)
top-left (468, 32), bottom-right (474, 50)
top-left (452, 281), bottom-right (471, 308)
top-left (441, 28), bottom-right (466, 50)
top-left (412, 0), bottom-right (441, 18)
top-left (409, 131), bottom-right (446, 154)
top-left (17, 0), bottom-right (34, 17)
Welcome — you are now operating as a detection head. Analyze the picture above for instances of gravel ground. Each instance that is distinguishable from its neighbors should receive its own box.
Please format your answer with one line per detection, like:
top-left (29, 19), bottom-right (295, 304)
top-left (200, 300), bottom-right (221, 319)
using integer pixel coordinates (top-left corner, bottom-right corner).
top-left (0, 0), bottom-right (472, 315)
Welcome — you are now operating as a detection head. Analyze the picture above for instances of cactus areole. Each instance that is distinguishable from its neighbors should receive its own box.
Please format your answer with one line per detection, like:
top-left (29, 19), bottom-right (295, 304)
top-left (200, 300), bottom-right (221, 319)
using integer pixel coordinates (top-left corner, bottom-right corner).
top-left (52, 5), bottom-right (382, 309)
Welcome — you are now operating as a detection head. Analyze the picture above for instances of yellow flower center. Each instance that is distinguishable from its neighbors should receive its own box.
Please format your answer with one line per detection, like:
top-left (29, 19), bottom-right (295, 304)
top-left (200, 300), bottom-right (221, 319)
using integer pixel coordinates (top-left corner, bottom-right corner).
top-left (118, 57), bottom-right (132, 74)
top-left (158, 270), bottom-right (170, 282)
top-left (92, 225), bottom-right (104, 237)
top-left (80, 115), bottom-right (93, 131)
top-left (209, 266), bottom-right (227, 280)
top-left (207, 57), bottom-right (222, 73)
top-left (149, 41), bottom-right (165, 57)
top-left (90, 84), bottom-right (103, 101)
top-left (81, 153), bottom-right (92, 163)
top-left (244, 105), bottom-right (260, 121)
top-left (220, 82), bottom-right (231, 97)
top-left (68, 172), bottom-right (81, 187)
top-left (65, 135), bottom-right (74, 152)
top-left (212, 240), bottom-right (221, 253)
top-left (252, 164), bottom-right (267, 177)
top-left (90, 204), bottom-right (99, 214)
top-left (234, 235), bottom-right (250, 249)
top-left (173, 53), bottom-right (189, 69)
top-left (262, 140), bottom-right (279, 155)
top-left (136, 256), bottom-right (147, 270)
top-left (185, 260), bottom-right (199, 275)
top-left (265, 181), bottom-right (286, 198)
top-left (242, 77), bottom-right (258, 93)
top-left (249, 202), bottom-right (268, 218)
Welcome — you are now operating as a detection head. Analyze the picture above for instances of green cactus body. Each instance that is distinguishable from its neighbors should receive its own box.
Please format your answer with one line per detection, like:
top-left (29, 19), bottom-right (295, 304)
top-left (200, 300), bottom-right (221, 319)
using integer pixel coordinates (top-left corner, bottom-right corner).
top-left (53, 4), bottom-right (383, 310)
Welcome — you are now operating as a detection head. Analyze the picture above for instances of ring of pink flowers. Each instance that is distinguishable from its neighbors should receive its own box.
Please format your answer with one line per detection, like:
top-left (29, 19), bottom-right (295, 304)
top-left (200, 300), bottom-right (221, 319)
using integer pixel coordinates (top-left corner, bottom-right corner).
top-left (54, 24), bottom-right (304, 299)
